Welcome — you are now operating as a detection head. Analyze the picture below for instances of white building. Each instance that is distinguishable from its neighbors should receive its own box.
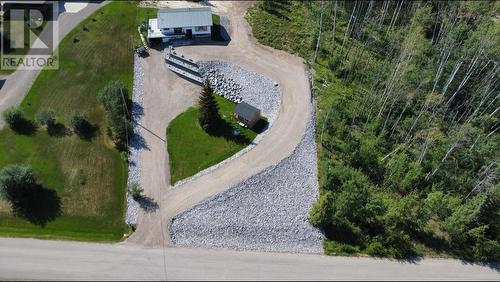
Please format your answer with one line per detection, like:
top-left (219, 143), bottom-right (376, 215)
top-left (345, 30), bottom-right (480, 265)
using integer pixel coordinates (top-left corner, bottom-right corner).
top-left (147, 7), bottom-right (213, 43)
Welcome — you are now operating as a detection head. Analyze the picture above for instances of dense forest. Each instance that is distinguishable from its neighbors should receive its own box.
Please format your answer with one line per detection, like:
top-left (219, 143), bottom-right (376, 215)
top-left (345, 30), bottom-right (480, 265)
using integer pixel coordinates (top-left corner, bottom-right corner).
top-left (247, 0), bottom-right (499, 261)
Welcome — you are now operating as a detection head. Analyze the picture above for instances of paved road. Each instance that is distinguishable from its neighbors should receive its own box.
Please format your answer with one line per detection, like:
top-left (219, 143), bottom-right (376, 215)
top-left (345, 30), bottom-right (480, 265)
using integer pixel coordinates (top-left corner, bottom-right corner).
top-left (0, 1), bottom-right (107, 128)
top-left (1, 238), bottom-right (498, 280)
top-left (127, 1), bottom-right (313, 247)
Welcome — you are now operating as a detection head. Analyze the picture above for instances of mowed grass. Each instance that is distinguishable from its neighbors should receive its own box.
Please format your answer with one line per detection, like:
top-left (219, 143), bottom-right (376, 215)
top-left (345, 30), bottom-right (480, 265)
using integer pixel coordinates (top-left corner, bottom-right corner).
top-left (167, 96), bottom-right (266, 185)
top-left (0, 2), bottom-right (156, 241)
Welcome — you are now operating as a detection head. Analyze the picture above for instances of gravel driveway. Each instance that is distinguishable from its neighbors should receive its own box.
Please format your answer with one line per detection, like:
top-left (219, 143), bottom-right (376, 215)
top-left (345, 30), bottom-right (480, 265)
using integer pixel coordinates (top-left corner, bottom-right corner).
top-left (126, 1), bottom-right (313, 248)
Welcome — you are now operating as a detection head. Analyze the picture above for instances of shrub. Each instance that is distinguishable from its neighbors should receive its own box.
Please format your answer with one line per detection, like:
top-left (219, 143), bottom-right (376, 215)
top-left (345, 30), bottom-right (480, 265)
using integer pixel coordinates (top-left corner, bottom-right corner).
top-left (0, 164), bottom-right (37, 201)
top-left (0, 164), bottom-right (61, 225)
top-left (324, 240), bottom-right (360, 256)
top-left (128, 182), bottom-right (143, 199)
top-left (3, 107), bottom-right (25, 129)
top-left (36, 109), bottom-right (56, 127)
top-left (365, 241), bottom-right (389, 257)
top-left (97, 81), bottom-right (128, 116)
top-left (70, 112), bottom-right (91, 136)
top-left (309, 191), bottom-right (334, 227)
top-left (2, 107), bottom-right (36, 134)
top-left (97, 81), bottom-right (131, 150)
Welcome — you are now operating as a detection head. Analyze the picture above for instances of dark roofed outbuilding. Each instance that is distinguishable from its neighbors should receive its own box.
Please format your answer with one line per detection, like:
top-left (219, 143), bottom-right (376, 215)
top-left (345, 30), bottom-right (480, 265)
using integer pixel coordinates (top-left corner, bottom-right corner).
top-left (233, 102), bottom-right (261, 128)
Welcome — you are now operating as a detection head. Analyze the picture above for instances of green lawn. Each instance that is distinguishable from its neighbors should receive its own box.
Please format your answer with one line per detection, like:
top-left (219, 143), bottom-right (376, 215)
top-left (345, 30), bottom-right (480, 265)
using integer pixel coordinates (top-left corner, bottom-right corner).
top-left (167, 96), bottom-right (266, 185)
top-left (0, 2), bottom-right (156, 241)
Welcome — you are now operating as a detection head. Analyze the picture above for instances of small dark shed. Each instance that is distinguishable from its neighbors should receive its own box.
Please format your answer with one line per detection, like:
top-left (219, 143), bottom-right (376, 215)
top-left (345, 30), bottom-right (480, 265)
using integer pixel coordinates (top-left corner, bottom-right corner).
top-left (233, 102), bottom-right (261, 128)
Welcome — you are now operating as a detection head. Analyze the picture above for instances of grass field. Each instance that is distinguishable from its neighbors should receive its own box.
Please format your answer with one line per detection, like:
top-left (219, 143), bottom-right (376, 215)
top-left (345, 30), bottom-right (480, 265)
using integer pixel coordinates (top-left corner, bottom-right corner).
top-left (167, 95), bottom-right (266, 185)
top-left (245, 1), bottom-right (315, 60)
top-left (0, 2), bottom-right (156, 241)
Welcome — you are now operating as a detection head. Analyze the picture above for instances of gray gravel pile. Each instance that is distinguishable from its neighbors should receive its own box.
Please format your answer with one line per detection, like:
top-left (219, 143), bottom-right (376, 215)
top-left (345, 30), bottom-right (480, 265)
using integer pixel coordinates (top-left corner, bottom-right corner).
top-left (199, 61), bottom-right (282, 124)
top-left (125, 55), bottom-right (145, 225)
top-left (171, 108), bottom-right (324, 253)
top-left (203, 68), bottom-right (243, 103)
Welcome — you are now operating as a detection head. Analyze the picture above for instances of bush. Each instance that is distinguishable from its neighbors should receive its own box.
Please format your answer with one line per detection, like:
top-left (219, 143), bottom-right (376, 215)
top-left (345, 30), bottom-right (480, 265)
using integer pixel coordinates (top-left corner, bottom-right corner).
top-left (3, 107), bottom-right (25, 129)
top-left (309, 191), bottom-right (335, 227)
top-left (2, 107), bottom-right (36, 134)
top-left (327, 53), bottom-right (342, 71)
top-left (97, 81), bottom-right (131, 150)
top-left (109, 116), bottom-right (132, 151)
top-left (36, 109), bottom-right (56, 127)
top-left (0, 164), bottom-right (37, 200)
top-left (127, 182), bottom-right (143, 199)
top-left (324, 240), bottom-right (360, 256)
top-left (70, 112), bottom-right (92, 136)
top-left (0, 164), bottom-right (61, 226)
top-left (97, 81), bottom-right (128, 116)
top-left (365, 241), bottom-right (389, 257)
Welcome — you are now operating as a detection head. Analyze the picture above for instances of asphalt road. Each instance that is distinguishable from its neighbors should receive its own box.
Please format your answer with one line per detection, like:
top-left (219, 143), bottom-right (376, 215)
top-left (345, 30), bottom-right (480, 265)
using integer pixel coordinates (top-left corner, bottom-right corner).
top-left (0, 238), bottom-right (498, 280)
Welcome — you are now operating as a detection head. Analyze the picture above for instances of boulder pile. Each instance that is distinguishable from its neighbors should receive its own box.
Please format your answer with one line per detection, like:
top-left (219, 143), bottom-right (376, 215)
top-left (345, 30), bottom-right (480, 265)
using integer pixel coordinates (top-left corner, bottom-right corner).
top-left (204, 68), bottom-right (243, 103)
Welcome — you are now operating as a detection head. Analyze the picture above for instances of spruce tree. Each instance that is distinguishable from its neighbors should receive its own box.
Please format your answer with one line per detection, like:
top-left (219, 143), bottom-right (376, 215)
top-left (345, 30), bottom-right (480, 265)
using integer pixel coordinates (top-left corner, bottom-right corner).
top-left (198, 80), bottom-right (222, 133)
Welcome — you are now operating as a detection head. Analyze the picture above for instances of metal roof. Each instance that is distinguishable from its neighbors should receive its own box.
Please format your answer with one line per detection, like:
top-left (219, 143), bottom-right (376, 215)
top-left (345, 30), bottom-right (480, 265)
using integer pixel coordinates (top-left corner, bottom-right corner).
top-left (234, 102), bottom-right (260, 121)
top-left (157, 7), bottom-right (213, 29)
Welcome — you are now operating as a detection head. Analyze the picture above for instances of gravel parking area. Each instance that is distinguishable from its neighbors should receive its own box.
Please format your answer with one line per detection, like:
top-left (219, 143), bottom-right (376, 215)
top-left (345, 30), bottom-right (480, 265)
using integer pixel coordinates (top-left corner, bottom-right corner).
top-left (125, 55), bottom-right (145, 225)
top-left (171, 107), bottom-right (324, 253)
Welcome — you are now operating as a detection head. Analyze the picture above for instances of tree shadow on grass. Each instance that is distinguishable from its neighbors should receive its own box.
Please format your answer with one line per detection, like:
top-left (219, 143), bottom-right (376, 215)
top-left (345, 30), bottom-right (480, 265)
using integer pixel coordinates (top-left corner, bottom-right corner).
top-left (75, 123), bottom-right (100, 141)
top-left (9, 184), bottom-right (61, 226)
top-left (207, 120), bottom-right (251, 145)
top-left (47, 122), bottom-right (71, 138)
top-left (11, 119), bottom-right (37, 135)
top-left (251, 118), bottom-right (269, 134)
top-left (206, 118), bottom-right (270, 145)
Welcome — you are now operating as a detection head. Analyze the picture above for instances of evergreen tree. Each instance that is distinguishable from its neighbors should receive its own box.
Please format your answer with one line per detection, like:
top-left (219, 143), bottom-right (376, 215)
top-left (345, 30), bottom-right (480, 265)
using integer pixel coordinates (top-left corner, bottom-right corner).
top-left (198, 80), bottom-right (222, 133)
